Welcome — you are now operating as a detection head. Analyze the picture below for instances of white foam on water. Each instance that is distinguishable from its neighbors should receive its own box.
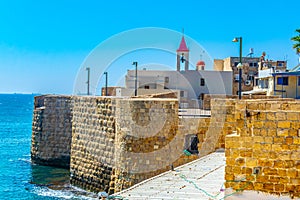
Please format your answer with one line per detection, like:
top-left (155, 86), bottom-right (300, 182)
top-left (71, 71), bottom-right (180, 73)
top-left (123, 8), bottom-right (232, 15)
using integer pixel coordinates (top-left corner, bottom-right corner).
top-left (18, 158), bottom-right (31, 163)
top-left (32, 185), bottom-right (97, 200)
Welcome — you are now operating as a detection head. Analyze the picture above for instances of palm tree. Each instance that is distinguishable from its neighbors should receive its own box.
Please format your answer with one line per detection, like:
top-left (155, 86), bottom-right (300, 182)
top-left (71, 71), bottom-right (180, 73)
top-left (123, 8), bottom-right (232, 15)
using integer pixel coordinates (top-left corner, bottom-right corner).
top-left (291, 29), bottom-right (300, 55)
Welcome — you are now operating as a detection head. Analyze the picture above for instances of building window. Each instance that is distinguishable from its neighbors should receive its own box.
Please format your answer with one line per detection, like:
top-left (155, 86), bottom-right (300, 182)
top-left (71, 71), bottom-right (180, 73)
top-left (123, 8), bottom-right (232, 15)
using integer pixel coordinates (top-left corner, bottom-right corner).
top-left (200, 78), bottom-right (205, 86)
top-left (245, 80), bottom-right (251, 86)
top-left (184, 134), bottom-right (199, 154)
top-left (249, 62), bottom-right (258, 67)
top-left (234, 74), bottom-right (240, 82)
top-left (298, 77), bottom-right (300, 86)
top-left (258, 79), bottom-right (269, 89)
top-left (180, 91), bottom-right (185, 97)
top-left (165, 77), bottom-right (169, 83)
top-left (255, 79), bottom-right (259, 86)
top-left (277, 61), bottom-right (284, 67)
top-left (277, 77), bottom-right (288, 86)
top-left (198, 93), bottom-right (205, 100)
top-left (144, 85), bottom-right (150, 89)
top-left (248, 75), bottom-right (254, 81)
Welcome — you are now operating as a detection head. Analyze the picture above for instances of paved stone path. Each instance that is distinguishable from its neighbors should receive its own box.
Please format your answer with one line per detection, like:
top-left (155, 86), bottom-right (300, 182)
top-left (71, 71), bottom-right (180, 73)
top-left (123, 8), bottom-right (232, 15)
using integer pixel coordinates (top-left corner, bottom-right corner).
top-left (115, 152), bottom-right (226, 200)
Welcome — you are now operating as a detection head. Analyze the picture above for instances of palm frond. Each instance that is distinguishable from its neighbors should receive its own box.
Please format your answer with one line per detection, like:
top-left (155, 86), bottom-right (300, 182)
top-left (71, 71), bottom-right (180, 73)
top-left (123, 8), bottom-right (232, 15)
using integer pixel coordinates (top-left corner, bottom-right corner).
top-left (291, 35), bottom-right (300, 41)
top-left (293, 43), bottom-right (300, 48)
top-left (291, 29), bottom-right (300, 53)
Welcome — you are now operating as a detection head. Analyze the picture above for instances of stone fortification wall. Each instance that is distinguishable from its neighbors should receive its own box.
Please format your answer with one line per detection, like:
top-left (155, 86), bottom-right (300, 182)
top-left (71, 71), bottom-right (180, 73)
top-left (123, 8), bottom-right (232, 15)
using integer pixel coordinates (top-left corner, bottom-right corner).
top-left (192, 98), bottom-right (239, 156)
top-left (70, 96), bottom-right (117, 193)
top-left (224, 99), bottom-right (300, 198)
top-left (32, 95), bottom-right (255, 195)
top-left (31, 95), bottom-right (72, 168)
top-left (203, 94), bottom-right (281, 110)
top-left (69, 97), bottom-right (219, 194)
top-left (113, 98), bottom-right (238, 192)
top-left (113, 98), bottom-right (180, 192)
top-left (176, 117), bottom-right (210, 165)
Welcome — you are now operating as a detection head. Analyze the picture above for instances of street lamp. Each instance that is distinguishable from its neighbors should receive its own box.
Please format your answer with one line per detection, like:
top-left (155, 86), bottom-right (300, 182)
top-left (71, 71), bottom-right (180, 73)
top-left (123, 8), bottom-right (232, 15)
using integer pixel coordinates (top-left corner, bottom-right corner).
top-left (132, 61), bottom-right (138, 96)
top-left (232, 37), bottom-right (243, 99)
top-left (104, 72), bottom-right (108, 96)
top-left (86, 67), bottom-right (90, 95)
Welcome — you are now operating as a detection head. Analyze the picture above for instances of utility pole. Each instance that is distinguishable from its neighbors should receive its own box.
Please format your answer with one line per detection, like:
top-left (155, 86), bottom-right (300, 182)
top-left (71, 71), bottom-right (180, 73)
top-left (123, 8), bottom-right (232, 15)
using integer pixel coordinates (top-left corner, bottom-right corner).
top-left (104, 72), bottom-right (108, 96)
top-left (232, 37), bottom-right (243, 99)
top-left (86, 67), bottom-right (90, 95)
top-left (132, 62), bottom-right (138, 96)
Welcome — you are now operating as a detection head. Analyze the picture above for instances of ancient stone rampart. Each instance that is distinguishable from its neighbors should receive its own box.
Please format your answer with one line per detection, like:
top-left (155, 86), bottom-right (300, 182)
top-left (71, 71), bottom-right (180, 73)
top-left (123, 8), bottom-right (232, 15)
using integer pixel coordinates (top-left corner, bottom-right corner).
top-left (31, 95), bottom-right (245, 194)
top-left (31, 95), bottom-right (72, 168)
top-left (70, 96), bottom-right (117, 193)
top-left (224, 99), bottom-right (300, 198)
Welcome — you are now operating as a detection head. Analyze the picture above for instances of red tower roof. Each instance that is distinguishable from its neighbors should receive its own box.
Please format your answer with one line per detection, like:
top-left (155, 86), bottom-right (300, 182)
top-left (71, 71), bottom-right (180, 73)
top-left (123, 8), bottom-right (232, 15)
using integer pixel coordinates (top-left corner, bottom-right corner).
top-left (196, 60), bottom-right (205, 66)
top-left (177, 36), bottom-right (189, 52)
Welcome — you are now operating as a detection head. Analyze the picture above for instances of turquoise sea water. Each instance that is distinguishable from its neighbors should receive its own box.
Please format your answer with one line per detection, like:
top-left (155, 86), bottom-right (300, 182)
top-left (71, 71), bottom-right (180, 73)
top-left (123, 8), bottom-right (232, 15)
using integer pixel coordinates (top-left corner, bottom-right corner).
top-left (0, 94), bottom-right (96, 199)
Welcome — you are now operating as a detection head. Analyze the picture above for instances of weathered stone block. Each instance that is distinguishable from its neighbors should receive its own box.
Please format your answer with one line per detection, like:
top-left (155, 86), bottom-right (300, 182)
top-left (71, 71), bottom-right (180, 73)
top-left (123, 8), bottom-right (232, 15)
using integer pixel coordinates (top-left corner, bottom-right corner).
top-left (277, 129), bottom-right (289, 137)
top-left (276, 112), bottom-right (287, 121)
top-left (263, 167), bottom-right (278, 176)
top-left (266, 112), bottom-right (276, 121)
top-left (263, 183), bottom-right (274, 191)
top-left (258, 159), bottom-right (273, 167)
top-left (278, 121), bottom-right (291, 129)
top-left (287, 169), bottom-right (298, 178)
top-left (245, 158), bottom-right (257, 167)
top-left (285, 136), bottom-right (293, 145)
top-left (235, 158), bottom-right (245, 166)
top-left (274, 183), bottom-right (285, 192)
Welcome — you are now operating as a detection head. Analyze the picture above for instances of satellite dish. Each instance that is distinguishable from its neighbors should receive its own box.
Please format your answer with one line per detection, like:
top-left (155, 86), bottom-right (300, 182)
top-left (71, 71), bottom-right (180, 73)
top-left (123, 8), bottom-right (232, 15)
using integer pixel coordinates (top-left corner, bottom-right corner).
top-left (247, 48), bottom-right (254, 57)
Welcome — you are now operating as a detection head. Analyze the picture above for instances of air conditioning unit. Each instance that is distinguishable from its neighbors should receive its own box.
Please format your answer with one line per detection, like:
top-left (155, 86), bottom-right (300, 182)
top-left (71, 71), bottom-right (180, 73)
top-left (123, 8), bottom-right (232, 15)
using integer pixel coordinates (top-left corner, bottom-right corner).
top-left (234, 74), bottom-right (240, 82)
top-left (245, 80), bottom-right (251, 86)
top-left (275, 70), bottom-right (283, 73)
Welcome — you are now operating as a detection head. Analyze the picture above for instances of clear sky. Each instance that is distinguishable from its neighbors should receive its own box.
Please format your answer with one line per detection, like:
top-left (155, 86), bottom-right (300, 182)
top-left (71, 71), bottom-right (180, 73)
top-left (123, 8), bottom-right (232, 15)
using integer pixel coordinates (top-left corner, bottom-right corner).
top-left (0, 0), bottom-right (299, 94)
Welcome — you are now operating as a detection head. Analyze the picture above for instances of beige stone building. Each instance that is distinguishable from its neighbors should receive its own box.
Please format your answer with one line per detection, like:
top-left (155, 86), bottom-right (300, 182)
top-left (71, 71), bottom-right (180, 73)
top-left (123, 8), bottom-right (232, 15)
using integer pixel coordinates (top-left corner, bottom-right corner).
top-left (214, 57), bottom-right (261, 95)
top-left (213, 56), bottom-right (293, 99)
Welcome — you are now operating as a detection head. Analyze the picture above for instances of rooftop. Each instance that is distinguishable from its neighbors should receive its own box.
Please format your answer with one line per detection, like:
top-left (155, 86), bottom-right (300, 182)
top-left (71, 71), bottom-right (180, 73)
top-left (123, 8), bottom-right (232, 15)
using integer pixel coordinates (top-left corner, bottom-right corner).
top-left (177, 36), bottom-right (189, 52)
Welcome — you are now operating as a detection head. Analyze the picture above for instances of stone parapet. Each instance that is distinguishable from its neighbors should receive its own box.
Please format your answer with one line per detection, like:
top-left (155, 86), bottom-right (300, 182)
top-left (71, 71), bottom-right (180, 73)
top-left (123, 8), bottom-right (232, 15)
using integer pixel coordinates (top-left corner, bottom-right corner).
top-left (203, 94), bottom-right (282, 110)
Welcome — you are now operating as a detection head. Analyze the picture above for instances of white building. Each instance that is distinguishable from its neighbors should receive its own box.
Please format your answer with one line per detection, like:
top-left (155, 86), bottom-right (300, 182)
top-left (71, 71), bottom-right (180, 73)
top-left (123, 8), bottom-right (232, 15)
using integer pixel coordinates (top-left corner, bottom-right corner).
top-left (256, 61), bottom-right (300, 99)
top-left (118, 35), bottom-right (233, 108)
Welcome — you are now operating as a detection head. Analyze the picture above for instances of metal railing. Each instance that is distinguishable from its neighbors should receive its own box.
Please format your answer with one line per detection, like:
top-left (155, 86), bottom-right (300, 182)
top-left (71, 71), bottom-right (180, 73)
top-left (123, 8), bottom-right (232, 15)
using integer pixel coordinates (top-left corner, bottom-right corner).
top-left (178, 108), bottom-right (211, 118)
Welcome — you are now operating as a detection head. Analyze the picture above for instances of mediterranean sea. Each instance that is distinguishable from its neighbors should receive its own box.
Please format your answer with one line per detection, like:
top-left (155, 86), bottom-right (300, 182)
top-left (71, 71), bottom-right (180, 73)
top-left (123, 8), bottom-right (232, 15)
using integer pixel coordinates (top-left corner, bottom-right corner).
top-left (0, 94), bottom-right (96, 199)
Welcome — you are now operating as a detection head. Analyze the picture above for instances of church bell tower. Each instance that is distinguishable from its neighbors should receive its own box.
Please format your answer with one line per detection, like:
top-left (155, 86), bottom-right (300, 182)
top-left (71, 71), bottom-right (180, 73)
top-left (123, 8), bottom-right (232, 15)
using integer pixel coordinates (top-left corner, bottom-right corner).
top-left (176, 32), bottom-right (189, 71)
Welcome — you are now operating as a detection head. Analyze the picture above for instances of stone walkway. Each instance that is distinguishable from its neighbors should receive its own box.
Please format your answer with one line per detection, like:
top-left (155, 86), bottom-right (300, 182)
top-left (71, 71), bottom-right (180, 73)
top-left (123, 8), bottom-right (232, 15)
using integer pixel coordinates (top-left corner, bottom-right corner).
top-left (114, 152), bottom-right (226, 200)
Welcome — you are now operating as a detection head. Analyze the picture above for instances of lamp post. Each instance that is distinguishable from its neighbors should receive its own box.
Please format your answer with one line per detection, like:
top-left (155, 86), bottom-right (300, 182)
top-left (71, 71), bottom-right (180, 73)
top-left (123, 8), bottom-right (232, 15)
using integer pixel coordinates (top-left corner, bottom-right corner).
top-left (132, 61), bottom-right (138, 96)
top-left (86, 67), bottom-right (90, 95)
top-left (104, 72), bottom-right (108, 96)
top-left (232, 37), bottom-right (243, 99)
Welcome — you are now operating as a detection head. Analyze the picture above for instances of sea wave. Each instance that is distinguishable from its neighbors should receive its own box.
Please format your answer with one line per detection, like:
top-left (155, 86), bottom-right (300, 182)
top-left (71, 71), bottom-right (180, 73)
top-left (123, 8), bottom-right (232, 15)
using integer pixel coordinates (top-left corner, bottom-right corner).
top-left (18, 157), bottom-right (32, 164)
top-left (31, 185), bottom-right (98, 200)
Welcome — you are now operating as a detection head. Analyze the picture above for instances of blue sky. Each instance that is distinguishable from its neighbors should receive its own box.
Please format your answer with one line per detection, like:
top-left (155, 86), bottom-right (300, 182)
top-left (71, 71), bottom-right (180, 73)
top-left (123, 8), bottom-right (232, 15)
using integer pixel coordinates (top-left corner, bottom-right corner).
top-left (0, 0), bottom-right (299, 94)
